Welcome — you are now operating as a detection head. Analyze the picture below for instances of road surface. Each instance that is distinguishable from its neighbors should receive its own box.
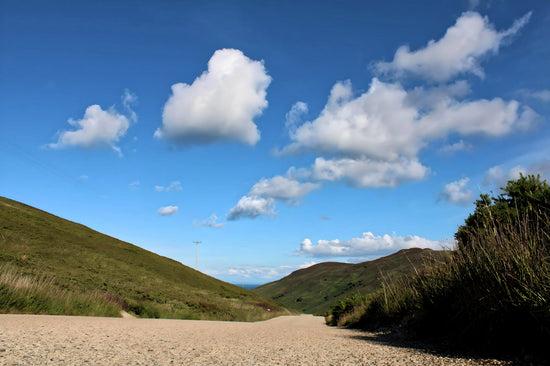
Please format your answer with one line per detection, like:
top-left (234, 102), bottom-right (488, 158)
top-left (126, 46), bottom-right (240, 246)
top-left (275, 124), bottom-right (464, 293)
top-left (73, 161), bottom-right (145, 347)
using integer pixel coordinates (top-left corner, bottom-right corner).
top-left (0, 314), bottom-right (508, 365)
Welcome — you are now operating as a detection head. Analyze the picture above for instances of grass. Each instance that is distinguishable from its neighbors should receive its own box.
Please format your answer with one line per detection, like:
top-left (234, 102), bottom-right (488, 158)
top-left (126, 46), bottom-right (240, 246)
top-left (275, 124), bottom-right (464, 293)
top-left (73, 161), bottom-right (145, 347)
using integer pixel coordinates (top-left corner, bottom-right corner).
top-left (329, 204), bottom-right (549, 356)
top-left (254, 248), bottom-right (448, 315)
top-left (0, 263), bottom-right (120, 316)
top-left (0, 196), bottom-right (293, 320)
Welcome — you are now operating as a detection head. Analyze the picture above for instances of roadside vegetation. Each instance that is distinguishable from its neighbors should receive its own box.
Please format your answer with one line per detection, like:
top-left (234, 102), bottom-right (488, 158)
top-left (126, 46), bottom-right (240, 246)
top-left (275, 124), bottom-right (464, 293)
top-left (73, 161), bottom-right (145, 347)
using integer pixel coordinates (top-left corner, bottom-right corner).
top-left (0, 197), bottom-right (292, 320)
top-left (0, 263), bottom-right (120, 317)
top-left (328, 174), bottom-right (549, 356)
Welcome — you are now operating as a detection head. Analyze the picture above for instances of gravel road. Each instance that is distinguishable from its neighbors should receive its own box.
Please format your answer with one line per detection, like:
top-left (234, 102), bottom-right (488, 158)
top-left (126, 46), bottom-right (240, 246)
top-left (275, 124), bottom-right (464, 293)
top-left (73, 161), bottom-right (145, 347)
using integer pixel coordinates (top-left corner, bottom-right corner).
top-left (0, 314), bottom-right (510, 365)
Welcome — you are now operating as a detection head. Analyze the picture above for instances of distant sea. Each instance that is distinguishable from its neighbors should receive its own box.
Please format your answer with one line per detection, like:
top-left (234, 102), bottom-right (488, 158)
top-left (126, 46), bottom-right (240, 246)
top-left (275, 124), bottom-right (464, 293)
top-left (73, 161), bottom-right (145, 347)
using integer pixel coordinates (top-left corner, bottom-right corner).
top-left (234, 284), bottom-right (262, 290)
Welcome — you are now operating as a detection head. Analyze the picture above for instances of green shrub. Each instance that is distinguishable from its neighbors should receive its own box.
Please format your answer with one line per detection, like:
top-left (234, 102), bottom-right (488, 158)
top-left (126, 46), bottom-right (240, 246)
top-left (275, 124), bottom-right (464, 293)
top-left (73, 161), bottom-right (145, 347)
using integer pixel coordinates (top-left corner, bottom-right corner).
top-left (335, 174), bottom-right (550, 356)
top-left (328, 294), bottom-right (369, 326)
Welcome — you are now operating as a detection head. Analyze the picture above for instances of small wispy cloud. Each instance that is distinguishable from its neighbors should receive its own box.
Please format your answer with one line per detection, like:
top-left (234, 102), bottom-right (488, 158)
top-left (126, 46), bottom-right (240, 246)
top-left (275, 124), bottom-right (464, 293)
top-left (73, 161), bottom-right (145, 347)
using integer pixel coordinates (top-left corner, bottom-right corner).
top-left (439, 140), bottom-right (473, 154)
top-left (484, 161), bottom-right (550, 187)
top-left (122, 89), bottom-right (138, 123)
top-left (158, 205), bottom-right (178, 216)
top-left (227, 196), bottom-right (276, 221)
top-left (128, 180), bottom-right (140, 190)
top-left (195, 214), bottom-right (226, 228)
top-left (155, 181), bottom-right (182, 192)
top-left (215, 261), bottom-right (318, 280)
top-left (518, 89), bottom-right (550, 103)
top-left (438, 178), bottom-right (473, 206)
top-left (285, 101), bottom-right (308, 135)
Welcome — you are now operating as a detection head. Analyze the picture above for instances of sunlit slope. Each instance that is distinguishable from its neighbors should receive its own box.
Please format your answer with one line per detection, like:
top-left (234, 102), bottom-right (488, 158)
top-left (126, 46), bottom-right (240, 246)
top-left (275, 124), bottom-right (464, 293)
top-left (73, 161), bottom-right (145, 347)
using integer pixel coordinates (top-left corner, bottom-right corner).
top-left (0, 196), bottom-right (291, 320)
top-left (254, 248), bottom-right (448, 315)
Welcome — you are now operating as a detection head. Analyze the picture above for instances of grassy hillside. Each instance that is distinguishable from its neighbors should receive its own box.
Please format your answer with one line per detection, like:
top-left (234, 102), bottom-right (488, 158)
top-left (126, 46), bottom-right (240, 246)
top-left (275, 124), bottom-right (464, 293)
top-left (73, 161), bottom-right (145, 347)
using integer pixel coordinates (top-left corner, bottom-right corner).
top-left (254, 248), bottom-right (448, 315)
top-left (0, 196), bottom-right (292, 320)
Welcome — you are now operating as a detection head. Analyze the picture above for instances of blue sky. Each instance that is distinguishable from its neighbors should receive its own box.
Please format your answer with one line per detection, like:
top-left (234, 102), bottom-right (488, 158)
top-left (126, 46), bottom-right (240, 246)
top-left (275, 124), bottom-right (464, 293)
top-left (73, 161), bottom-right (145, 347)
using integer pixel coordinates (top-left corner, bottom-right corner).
top-left (1, 1), bottom-right (549, 284)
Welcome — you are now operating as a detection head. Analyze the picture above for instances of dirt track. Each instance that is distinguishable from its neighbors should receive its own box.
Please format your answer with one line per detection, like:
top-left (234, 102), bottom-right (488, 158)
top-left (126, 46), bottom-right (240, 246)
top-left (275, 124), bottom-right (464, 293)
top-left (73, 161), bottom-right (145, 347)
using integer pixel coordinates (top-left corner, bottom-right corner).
top-left (0, 314), bottom-right (509, 365)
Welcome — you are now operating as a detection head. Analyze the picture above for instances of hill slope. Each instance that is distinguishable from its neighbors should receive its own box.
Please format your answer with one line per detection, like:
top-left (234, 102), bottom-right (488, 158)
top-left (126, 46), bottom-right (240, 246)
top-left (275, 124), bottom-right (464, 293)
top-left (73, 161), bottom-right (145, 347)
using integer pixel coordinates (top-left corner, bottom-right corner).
top-left (254, 248), bottom-right (448, 315)
top-left (0, 197), bottom-right (291, 320)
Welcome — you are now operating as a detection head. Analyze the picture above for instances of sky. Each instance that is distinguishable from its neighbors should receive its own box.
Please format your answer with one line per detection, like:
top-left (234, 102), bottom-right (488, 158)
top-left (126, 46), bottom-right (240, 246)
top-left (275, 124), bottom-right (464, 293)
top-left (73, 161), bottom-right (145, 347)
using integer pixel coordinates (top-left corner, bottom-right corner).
top-left (1, 0), bottom-right (549, 285)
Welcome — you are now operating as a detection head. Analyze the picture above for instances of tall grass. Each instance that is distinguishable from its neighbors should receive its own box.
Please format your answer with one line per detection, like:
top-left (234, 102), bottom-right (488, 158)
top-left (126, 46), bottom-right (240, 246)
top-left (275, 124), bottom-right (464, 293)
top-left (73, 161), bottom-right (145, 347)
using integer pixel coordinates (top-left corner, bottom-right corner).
top-left (0, 263), bottom-right (292, 321)
top-left (330, 195), bottom-right (549, 355)
top-left (0, 264), bottom-right (121, 317)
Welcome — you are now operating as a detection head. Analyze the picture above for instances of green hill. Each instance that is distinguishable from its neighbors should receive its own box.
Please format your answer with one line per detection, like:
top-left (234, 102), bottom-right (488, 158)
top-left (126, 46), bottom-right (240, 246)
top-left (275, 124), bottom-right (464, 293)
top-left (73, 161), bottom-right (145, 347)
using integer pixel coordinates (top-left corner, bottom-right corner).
top-left (0, 196), bottom-right (292, 320)
top-left (254, 248), bottom-right (448, 315)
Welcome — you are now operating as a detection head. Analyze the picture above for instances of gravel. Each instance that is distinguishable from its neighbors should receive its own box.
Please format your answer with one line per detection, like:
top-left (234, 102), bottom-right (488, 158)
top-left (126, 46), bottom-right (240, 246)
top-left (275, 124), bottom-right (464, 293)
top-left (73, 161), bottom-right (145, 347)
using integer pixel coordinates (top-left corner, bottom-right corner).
top-left (0, 314), bottom-right (511, 365)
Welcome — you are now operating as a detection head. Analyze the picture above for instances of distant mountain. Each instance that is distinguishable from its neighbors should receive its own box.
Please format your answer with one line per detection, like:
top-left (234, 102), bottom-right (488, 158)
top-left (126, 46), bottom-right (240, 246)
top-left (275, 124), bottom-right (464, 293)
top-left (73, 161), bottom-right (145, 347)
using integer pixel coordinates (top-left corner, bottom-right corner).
top-left (0, 197), bottom-right (291, 320)
top-left (254, 248), bottom-right (449, 315)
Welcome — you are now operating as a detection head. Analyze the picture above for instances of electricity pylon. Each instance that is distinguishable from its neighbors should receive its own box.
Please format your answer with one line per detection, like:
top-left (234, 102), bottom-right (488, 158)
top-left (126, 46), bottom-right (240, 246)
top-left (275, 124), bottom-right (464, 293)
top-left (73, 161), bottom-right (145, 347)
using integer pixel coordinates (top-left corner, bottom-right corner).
top-left (193, 241), bottom-right (201, 270)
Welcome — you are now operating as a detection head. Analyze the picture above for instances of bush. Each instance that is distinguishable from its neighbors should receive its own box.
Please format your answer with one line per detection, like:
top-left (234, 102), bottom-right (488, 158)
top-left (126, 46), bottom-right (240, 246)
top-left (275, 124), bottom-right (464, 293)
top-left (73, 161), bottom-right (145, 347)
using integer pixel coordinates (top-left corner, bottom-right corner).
top-left (456, 173), bottom-right (550, 250)
top-left (334, 174), bottom-right (550, 357)
top-left (328, 294), bottom-right (369, 326)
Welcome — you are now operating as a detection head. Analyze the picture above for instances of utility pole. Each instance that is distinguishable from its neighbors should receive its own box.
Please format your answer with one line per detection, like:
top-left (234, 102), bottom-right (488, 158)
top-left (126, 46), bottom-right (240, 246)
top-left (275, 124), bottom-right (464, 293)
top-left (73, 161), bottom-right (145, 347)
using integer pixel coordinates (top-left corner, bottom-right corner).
top-left (193, 241), bottom-right (201, 270)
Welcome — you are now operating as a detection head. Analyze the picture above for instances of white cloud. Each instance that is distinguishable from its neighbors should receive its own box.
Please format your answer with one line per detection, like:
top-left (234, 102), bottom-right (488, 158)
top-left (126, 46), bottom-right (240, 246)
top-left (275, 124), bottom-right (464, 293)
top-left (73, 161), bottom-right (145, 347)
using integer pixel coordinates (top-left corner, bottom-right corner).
top-left (520, 89), bottom-right (550, 103)
top-left (227, 195), bottom-right (276, 221)
top-left (285, 101), bottom-right (308, 134)
top-left (283, 79), bottom-right (421, 160)
top-left (129, 180), bottom-right (140, 190)
top-left (49, 104), bottom-right (130, 155)
top-left (531, 90), bottom-right (550, 102)
top-left (439, 178), bottom-right (473, 205)
top-left (406, 80), bottom-right (472, 109)
top-left (484, 165), bottom-right (520, 187)
top-left (198, 214), bottom-right (226, 229)
top-left (281, 76), bottom-right (537, 189)
top-left (530, 160), bottom-right (550, 178)
top-left (158, 205), bottom-right (178, 216)
top-left (122, 89), bottom-right (138, 123)
top-left (226, 266), bottom-right (290, 279)
top-left (155, 181), bottom-right (182, 192)
top-left (484, 161), bottom-right (550, 187)
top-left (227, 172), bottom-right (321, 221)
top-left (78, 174), bottom-right (89, 181)
top-left (299, 261), bottom-right (318, 269)
top-left (276, 12), bottom-right (537, 192)
top-left (155, 48), bottom-right (271, 146)
top-left (298, 232), bottom-right (444, 258)
top-left (285, 166), bottom-right (312, 180)
top-left (249, 176), bottom-right (321, 202)
top-left (468, 0), bottom-right (480, 10)
top-left (219, 261), bottom-right (319, 280)
top-left (439, 140), bottom-right (473, 154)
top-left (375, 11), bottom-right (532, 82)
top-left (284, 79), bottom-right (535, 162)
top-left (311, 156), bottom-right (429, 188)
top-left (418, 99), bottom-right (536, 138)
